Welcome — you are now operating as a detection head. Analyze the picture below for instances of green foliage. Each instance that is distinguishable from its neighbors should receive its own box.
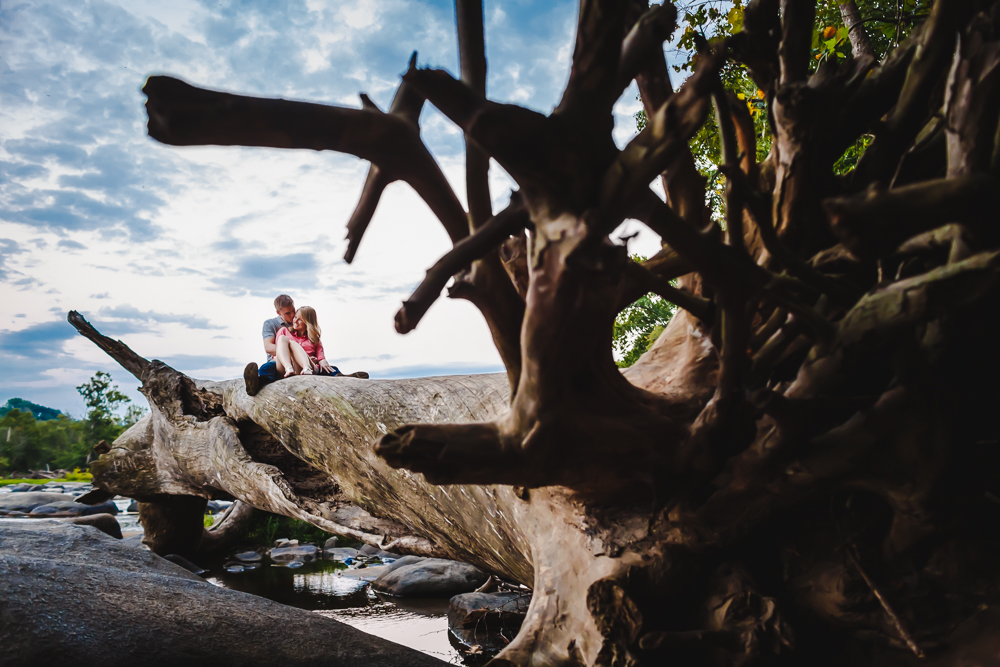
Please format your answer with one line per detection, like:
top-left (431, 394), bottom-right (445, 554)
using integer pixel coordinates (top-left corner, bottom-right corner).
top-left (243, 512), bottom-right (337, 548)
top-left (0, 372), bottom-right (146, 475)
top-left (0, 398), bottom-right (63, 421)
top-left (613, 257), bottom-right (677, 368)
top-left (636, 1), bottom-right (929, 219)
top-left (0, 410), bottom-right (87, 473)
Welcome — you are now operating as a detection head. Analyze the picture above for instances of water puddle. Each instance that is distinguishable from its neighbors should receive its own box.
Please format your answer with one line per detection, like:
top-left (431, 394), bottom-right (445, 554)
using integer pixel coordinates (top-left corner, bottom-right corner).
top-left (205, 557), bottom-right (488, 665)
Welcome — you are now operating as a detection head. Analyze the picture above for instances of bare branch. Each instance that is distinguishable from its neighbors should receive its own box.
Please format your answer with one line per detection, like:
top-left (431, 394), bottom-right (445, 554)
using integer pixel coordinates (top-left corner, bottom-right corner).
top-left (839, 0), bottom-right (875, 59)
top-left (603, 45), bottom-right (726, 221)
top-left (401, 66), bottom-right (570, 197)
top-left (617, 2), bottom-right (677, 96)
top-left (851, 0), bottom-right (975, 184)
top-left (623, 261), bottom-right (714, 322)
top-left (142, 74), bottom-right (469, 252)
top-left (456, 0), bottom-right (492, 230)
top-left (67, 310), bottom-right (150, 381)
top-left (778, 0), bottom-right (815, 85)
top-left (344, 166), bottom-right (392, 263)
top-left (713, 89), bottom-right (748, 254)
top-left (825, 173), bottom-right (998, 258)
top-left (554, 0), bottom-right (629, 135)
top-left (396, 193), bottom-right (529, 334)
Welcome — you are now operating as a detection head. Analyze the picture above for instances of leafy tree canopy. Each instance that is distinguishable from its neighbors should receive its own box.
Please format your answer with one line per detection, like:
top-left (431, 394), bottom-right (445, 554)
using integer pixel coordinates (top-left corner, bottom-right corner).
top-left (0, 398), bottom-right (63, 421)
top-left (637, 0), bottom-right (931, 217)
top-left (0, 372), bottom-right (146, 475)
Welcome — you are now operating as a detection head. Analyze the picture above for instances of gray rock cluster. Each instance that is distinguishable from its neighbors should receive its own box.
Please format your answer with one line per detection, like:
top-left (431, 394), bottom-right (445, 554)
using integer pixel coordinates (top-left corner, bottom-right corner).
top-left (0, 491), bottom-right (118, 518)
top-left (0, 522), bottom-right (449, 666)
top-left (448, 590), bottom-right (532, 655)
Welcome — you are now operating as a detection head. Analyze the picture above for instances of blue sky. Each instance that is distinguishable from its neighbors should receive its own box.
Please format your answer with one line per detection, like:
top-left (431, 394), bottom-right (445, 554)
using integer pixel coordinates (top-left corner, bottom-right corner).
top-left (0, 0), bottom-right (669, 417)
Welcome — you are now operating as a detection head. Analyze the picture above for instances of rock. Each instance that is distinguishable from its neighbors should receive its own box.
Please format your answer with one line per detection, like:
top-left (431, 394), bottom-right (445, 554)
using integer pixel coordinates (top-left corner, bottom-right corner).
top-left (0, 522), bottom-right (449, 666)
top-left (273, 538), bottom-right (298, 548)
top-left (27, 499), bottom-right (118, 517)
top-left (325, 547), bottom-right (360, 562)
top-left (62, 513), bottom-right (123, 539)
top-left (6, 483), bottom-right (44, 493)
top-left (448, 591), bottom-right (532, 652)
top-left (164, 554), bottom-right (209, 576)
top-left (323, 536), bottom-right (338, 550)
top-left (233, 550), bottom-right (262, 563)
top-left (337, 564), bottom-right (393, 582)
top-left (127, 499), bottom-right (140, 513)
top-left (0, 491), bottom-right (70, 513)
top-left (359, 543), bottom-right (400, 560)
top-left (372, 557), bottom-right (490, 598)
top-left (121, 534), bottom-right (146, 549)
top-left (268, 544), bottom-right (319, 564)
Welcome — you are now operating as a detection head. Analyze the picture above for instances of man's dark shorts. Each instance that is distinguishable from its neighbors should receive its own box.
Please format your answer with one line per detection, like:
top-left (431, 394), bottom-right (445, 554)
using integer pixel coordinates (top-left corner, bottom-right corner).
top-left (258, 360), bottom-right (282, 386)
top-left (258, 361), bottom-right (342, 387)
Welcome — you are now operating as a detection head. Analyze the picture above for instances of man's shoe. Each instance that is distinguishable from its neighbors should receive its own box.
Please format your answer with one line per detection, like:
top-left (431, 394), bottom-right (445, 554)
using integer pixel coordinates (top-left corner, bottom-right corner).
top-left (345, 371), bottom-right (369, 379)
top-left (244, 362), bottom-right (261, 396)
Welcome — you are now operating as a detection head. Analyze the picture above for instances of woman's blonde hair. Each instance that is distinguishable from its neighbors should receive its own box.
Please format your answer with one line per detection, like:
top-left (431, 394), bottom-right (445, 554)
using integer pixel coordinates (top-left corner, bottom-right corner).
top-left (296, 306), bottom-right (321, 346)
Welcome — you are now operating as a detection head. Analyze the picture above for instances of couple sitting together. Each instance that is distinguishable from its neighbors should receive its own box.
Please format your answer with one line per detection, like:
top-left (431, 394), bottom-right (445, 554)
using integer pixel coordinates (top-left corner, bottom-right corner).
top-left (244, 294), bottom-right (367, 396)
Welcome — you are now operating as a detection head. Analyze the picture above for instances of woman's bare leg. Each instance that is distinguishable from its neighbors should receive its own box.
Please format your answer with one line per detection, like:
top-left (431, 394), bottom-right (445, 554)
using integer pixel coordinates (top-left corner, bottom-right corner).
top-left (287, 339), bottom-right (313, 374)
top-left (275, 336), bottom-right (297, 377)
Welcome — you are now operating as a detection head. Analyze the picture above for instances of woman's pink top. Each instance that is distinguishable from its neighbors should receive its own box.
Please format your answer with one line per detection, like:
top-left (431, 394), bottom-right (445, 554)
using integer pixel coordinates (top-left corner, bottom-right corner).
top-left (275, 327), bottom-right (326, 361)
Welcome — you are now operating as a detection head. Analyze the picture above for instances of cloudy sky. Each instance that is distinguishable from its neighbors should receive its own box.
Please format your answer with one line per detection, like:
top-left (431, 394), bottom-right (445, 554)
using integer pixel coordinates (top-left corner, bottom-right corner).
top-left (0, 0), bottom-right (671, 417)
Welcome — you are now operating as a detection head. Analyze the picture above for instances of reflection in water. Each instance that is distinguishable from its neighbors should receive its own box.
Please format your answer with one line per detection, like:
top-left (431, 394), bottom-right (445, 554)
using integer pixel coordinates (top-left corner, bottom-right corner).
top-left (206, 557), bottom-right (486, 665)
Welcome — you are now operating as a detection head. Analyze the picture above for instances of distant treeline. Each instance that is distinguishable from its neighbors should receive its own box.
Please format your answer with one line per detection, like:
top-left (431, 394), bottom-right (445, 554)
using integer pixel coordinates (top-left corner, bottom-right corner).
top-left (0, 372), bottom-right (146, 476)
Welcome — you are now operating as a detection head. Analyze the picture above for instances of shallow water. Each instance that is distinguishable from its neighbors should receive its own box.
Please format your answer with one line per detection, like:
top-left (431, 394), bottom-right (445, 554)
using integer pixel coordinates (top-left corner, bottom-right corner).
top-left (205, 557), bottom-right (487, 666)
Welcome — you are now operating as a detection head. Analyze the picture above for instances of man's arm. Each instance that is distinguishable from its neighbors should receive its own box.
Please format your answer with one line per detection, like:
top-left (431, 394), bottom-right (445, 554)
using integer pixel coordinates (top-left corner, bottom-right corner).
top-left (264, 336), bottom-right (277, 357)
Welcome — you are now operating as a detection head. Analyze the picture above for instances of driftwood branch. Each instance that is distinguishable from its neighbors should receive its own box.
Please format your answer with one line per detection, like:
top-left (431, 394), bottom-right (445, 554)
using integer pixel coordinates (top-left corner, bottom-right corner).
top-left (396, 193), bottom-right (529, 334)
top-left (143, 74), bottom-right (469, 248)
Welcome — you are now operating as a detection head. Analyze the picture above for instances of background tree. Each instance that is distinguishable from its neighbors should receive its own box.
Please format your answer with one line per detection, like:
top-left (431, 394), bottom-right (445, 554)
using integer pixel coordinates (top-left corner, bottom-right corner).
top-left (613, 257), bottom-right (676, 367)
top-left (73, 0), bottom-right (1000, 665)
top-left (0, 372), bottom-right (145, 474)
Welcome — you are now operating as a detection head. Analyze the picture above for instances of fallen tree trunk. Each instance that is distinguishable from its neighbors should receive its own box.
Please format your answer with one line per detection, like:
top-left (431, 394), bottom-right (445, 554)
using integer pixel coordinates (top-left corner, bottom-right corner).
top-left (70, 0), bottom-right (1000, 664)
top-left (69, 310), bottom-right (673, 664)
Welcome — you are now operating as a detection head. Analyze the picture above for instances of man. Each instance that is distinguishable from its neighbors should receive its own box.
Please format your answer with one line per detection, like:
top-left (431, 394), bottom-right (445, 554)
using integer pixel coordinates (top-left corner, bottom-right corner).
top-left (244, 294), bottom-right (295, 396)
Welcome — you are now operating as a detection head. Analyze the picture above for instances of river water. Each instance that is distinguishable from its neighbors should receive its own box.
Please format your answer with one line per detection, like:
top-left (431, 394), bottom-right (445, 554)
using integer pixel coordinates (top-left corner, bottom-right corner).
top-left (203, 553), bottom-right (484, 665)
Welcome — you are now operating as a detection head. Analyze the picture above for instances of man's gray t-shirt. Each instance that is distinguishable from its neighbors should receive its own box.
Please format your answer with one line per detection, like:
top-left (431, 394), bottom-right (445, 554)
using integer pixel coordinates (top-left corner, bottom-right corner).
top-left (262, 316), bottom-right (291, 361)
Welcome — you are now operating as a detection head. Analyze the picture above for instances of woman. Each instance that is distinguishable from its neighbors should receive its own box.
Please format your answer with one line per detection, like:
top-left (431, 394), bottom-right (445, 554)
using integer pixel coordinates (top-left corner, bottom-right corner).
top-left (273, 306), bottom-right (334, 377)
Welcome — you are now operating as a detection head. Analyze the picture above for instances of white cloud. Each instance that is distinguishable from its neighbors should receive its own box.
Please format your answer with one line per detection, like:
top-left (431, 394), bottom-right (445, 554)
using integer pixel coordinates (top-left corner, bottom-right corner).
top-left (0, 0), bottom-right (684, 415)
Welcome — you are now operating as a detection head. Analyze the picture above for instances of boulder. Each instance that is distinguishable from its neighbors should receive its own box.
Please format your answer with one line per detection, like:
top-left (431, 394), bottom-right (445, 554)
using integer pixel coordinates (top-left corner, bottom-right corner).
top-left (6, 483), bottom-right (44, 493)
top-left (372, 557), bottom-right (489, 598)
top-left (359, 543), bottom-right (400, 560)
top-left (127, 499), bottom-right (140, 513)
top-left (448, 591), bottom-right (532, 652)
top-left (27, 499), bottom-right (118, 517)
top-left (233, 550), bottom-right (262, 563)
top-left (268, 544), bottom-right (319, 564)
top-left (0, 491), bottom-right (70, 513)
top-left (0, 522), bottom-right (448, 666)
top-left (62, 513), bottom-right (123, 539)
top-left (323, 535), bottom-right (338, 550)
top-left (324, 547), bottom-right (360, 562)
top-left (163, 554), bottom-right (209, 576)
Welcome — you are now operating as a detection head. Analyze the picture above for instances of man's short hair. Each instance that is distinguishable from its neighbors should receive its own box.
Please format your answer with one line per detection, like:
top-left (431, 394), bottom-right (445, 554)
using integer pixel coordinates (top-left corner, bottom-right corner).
top-left (274, 294), bottom-right (294, 309)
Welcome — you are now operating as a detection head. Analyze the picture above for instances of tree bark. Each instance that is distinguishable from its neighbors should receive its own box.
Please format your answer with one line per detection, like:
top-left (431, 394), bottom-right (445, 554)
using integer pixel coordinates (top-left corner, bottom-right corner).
top-left (71, 1), bottom-right (1000, 664)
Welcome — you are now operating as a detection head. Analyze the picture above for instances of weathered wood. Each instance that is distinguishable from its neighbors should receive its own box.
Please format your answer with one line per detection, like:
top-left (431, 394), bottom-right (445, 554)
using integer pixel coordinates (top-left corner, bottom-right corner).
top-left (71, 1), bottom-right (1000, 664)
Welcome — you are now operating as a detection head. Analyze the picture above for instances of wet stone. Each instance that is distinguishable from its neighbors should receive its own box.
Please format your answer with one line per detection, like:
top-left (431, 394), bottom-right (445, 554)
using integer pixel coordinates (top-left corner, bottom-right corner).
top-left (372, 557), bottom-right (489, 598)
top-left (325, 547), bottom-right (360, 562)
top-left (268, 544), bottom-right (319, 564)
top-left (234, 550), bottom-right (262, 563)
